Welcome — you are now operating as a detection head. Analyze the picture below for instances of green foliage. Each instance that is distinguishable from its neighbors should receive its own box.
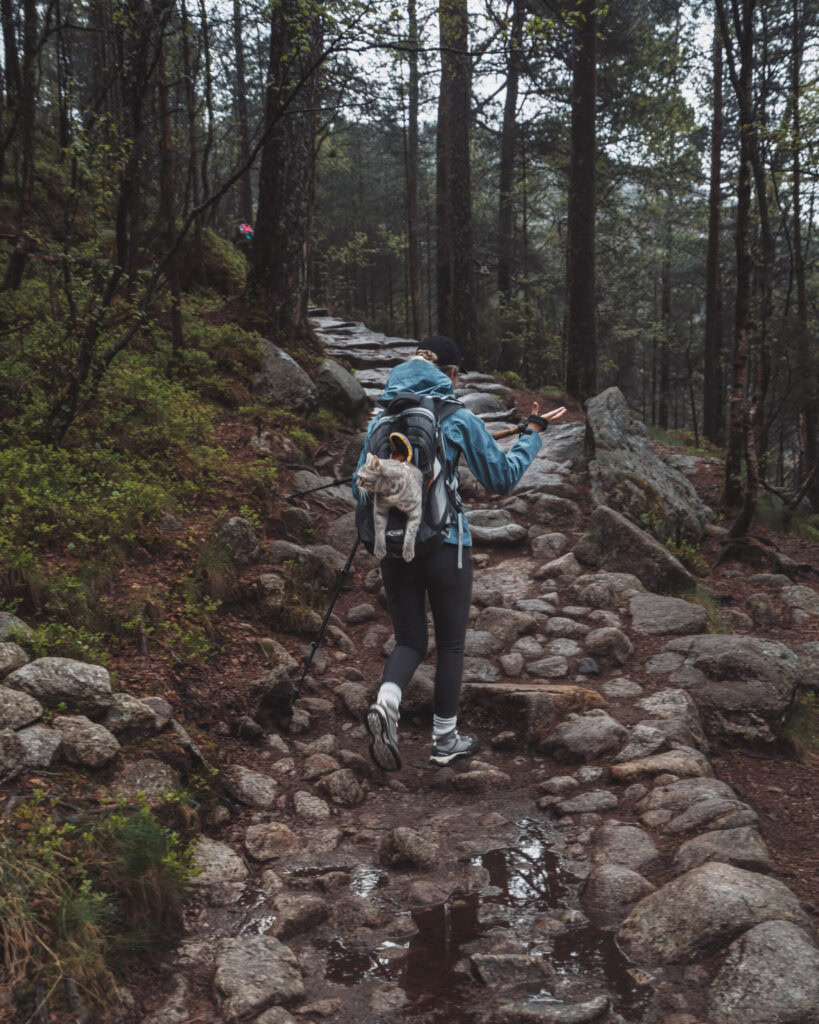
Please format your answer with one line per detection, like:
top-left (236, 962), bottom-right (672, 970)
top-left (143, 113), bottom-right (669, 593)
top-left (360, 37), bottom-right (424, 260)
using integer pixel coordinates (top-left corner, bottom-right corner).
top-left (0, 796), bottom-right (197, 1008)
top-left (120, 578), bottom-right (222, 666)
top-left (497, 370), bottom-right (526, 390)
top-left (647, 426), bottom-right (725, 459)
top-left (783, 691), bottom-right (819, 760)
top-left (182, 227), bottom-right (248, 297)
top-left (665, 538), bottom-right (709, 575)
top-left (686, 588), bottom-right (732, 634)
top-left (0, 442), bottom-right (169, 558)
top-left (795, 514), bottom-right (819, 543)
top-left (16, 622), bottom-right (109, 665)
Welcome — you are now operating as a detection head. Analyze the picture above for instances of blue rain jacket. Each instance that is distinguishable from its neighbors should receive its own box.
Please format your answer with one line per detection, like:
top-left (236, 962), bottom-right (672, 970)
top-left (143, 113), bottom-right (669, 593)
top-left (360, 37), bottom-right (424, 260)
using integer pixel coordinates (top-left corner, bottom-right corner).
top-left (353, 359), bottom-right (542, 546)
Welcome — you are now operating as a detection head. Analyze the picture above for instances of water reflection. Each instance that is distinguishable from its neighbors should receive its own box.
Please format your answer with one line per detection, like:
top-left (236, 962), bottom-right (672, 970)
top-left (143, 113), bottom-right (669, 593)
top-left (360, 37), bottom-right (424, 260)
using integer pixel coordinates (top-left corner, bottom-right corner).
top-left (322, 818), bottom-right (652, 1021)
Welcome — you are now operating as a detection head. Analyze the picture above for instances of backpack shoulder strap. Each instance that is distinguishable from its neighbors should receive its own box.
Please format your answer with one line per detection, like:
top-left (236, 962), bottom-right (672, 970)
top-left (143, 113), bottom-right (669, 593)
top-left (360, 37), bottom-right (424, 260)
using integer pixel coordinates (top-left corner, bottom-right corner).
top-left (434, 396), bottom-right (463, 422)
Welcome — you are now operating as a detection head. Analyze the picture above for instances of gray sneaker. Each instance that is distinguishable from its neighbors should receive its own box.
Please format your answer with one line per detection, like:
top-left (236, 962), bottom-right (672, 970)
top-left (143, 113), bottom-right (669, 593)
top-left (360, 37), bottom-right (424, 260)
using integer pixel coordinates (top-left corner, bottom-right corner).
top-left (364, 702), bottom-right (401, 772)
top-left (430, 729), bottom-right (479, 765)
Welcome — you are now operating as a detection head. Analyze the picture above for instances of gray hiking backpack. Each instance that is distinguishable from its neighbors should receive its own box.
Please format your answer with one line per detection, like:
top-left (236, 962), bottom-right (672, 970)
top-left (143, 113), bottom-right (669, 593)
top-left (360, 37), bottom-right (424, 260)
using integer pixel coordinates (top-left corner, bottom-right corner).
top-left (355, 392), bottom-right (463, 562)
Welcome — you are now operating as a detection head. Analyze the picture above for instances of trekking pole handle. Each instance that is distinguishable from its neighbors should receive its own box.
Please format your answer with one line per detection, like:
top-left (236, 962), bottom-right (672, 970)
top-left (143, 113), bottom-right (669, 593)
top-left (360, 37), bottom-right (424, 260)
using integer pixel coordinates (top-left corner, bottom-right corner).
top-left (492, 405), bottom-right (567, 439)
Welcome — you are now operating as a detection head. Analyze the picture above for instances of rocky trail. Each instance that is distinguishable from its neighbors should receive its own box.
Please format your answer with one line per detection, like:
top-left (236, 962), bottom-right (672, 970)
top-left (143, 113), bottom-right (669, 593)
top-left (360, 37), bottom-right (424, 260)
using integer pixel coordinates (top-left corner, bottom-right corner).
top-left (2, 314), bottom-right (819, 1024)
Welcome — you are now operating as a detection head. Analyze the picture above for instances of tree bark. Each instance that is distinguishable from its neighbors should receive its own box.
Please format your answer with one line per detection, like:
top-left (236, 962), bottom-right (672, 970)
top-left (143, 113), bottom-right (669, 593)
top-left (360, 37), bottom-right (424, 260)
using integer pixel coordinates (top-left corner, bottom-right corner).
top-left (497, 0), bottom-right (522, 303)
top-left (249, 0), bottom-right (321, 347)
top-left (405, 0), bottom-right (423, 340)
top-left (3, 0), bottom-right (37, 290)
top-left (658, 215), bottom-right (671, 430)
top-left (157, 31), bottom-right (183, 358)
top-left (720, 9), bottom-right (752, 509)
top-left (435, 72), bottom-right (450, 335)
top-left (791, 0), bottom-right (817, 510)
top-left (233, 0), bottom-right (254, 222)
top-left (565, 0), bottom-right (597, 402)
top-left (703, 16), bottom-right (724, 445)
top-left (198, 0), bottom-right (215, 215)
top-left (437, 0), bottom-right (476, 364)
top-left (1, 0), bottom-right (20, 106)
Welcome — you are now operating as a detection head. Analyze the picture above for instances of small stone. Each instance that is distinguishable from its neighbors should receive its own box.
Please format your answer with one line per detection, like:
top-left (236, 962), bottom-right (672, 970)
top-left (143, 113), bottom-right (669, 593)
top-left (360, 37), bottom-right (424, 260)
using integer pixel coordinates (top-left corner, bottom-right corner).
top-left (52, 715), bottom-right (119, 767)
top-left (293, 791), bottom-right (331, 823)
top-left (346, 603), bottom-right (376, 624)
top-left (244, 822), bottom-right (300, 861)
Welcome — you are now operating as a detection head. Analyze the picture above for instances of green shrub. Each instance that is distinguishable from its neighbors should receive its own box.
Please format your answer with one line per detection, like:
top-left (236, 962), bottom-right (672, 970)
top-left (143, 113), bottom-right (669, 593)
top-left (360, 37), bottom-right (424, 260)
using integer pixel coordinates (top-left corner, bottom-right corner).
top-left (783, 692), bottom-right (819, 760)
top-left (17, 622), bottom-right (109, 665)
top-left (666, 538), bottom-right (709, 575)
top-left (0, 797), bottom-right (197, 1009)
top-left (180, 227), bottom-right (247, 297)
top-left (0, 443), bottom-right (169, 556)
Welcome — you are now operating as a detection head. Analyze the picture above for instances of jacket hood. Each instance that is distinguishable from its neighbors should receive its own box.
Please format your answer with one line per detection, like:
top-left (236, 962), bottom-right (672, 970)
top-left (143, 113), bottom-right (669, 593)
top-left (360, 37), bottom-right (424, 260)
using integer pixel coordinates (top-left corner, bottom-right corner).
top-left (378, 358), bottom-right (455, 403)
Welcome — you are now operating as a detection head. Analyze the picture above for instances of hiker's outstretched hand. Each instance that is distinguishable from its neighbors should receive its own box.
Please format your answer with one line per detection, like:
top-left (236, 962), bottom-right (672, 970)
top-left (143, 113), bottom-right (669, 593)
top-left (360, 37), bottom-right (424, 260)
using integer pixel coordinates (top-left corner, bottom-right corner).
top-left (527, 402), bottom-right (567, 433)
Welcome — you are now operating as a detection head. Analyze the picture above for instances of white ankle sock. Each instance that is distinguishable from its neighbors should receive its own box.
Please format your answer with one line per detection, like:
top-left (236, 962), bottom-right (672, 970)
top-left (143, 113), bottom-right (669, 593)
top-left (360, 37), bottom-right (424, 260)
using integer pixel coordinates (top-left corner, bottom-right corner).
top-left (377, 682), bottom-right (402, 714)
top-left (433, 714), bottom-right (457, 739)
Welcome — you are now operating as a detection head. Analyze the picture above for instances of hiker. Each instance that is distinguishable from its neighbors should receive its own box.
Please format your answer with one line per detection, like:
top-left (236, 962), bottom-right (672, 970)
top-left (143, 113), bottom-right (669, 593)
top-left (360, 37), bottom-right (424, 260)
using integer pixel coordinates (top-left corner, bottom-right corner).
top-left (235, 221), bottom-right (254, 259)
top-left (353, 335), bottom-right (565, 771)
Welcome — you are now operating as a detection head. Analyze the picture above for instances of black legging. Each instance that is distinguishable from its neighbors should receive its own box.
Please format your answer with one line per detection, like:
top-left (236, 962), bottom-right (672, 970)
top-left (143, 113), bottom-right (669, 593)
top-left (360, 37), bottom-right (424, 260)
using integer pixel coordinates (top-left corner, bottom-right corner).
top-left (380, 544), bottom-right (473, 718)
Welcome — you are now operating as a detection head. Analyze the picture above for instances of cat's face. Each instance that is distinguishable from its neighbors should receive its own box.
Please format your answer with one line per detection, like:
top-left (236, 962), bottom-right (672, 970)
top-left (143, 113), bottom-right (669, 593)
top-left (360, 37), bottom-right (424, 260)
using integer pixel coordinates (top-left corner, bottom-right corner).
top-left (356, 453), bottom-right (382, 492)
top-left (357, 452), bottom-right (411, 495)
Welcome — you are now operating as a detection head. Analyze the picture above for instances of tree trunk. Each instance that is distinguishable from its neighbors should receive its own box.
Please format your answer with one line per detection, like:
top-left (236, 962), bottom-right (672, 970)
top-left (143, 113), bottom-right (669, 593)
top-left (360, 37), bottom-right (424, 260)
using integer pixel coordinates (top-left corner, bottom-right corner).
top-left (497, 0), bottom-right (523, 370)
top-left (658, 217), bottom-right (671, 430)
top-left (1, 0), bottom-right (20, 106)
top-left (497, 0), bottom-right (522, 303)
top-left (405, 0), bottom-right (423, 340)
top-left (3, 0), bottom-right (37, 290)
top-left (791, 0), bottom-right (817, 510)
top-left (718, 0), bottom-right (753, 511)
top-left (233, 0), bottom-right (254, 222)
top-left (198, 0), bottom-right (215, 214)
top-left (703, 16), bottom-right (724, 445)
top-left (249, 0), bottom-right (321, 347)
top-left (157, 35), bottom-right (183, 358)
top-left (565, 0), bottom-right (597, 402)
top-left (435, 16), bottom-right (450, 336)
top-left (437, 0), bottom-right (476, 364)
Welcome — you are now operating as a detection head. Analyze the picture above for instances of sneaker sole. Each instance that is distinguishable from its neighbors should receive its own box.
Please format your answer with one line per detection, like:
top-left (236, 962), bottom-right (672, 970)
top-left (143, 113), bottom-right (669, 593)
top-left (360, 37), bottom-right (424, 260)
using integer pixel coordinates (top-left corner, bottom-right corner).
top-left (364, 706), bottom-right (401, 772)
top-left (429, 741), bottom-right (479, 766)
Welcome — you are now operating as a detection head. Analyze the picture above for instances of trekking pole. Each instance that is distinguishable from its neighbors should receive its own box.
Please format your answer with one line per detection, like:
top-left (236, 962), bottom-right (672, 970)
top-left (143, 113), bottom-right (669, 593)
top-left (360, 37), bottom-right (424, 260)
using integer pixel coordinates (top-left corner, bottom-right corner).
top-left (286, 475), bottom-right (355, 503)
top-left (492, 405), bottom-right (568, 439)
top-left (291, 535), bottom-right (360, 706)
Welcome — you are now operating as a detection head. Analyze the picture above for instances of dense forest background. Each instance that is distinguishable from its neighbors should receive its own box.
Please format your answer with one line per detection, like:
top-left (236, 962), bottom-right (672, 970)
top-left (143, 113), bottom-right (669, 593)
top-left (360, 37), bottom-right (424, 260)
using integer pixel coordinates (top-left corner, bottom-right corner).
top-left (1, 0), bottom-right (819, 626)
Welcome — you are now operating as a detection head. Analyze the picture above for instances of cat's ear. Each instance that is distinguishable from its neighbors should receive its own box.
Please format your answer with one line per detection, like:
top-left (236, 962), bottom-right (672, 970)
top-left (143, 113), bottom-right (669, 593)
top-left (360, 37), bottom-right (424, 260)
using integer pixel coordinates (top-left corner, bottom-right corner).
top-left (370, 455), bottom-right (380, 467)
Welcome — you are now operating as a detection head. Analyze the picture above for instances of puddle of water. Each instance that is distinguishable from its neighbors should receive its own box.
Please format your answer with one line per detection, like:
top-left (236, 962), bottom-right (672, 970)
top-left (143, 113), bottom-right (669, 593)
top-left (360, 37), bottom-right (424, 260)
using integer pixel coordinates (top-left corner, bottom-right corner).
top-left (326, 818), bottom-right (653, 1022)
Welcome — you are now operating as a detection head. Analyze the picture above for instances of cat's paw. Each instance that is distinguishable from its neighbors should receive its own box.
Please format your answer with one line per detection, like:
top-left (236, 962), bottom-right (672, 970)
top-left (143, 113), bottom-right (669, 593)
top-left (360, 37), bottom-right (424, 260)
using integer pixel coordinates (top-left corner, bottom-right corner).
top-left (402, 543), bottom-right (415, 562)
top-left (374, 542), bottom-right (386, 560)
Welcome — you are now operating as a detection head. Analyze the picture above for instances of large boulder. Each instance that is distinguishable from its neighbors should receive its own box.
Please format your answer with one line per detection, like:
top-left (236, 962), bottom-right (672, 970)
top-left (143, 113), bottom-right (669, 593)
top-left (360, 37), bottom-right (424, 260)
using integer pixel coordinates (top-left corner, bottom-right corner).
top-left (0, 728), bottom-right (26, 782)
top-left (314, 358), bottom-right (368, 416)
top-left (213, 935), bottom-right (304, 1019)
top-left (52, 715), bottom-right (120, 767)
top-left (584, 387), bottom-right (710, 543)
top-left (574, 506), bottom-right (695, 595)
top-left (630, 593), bottom-right (707, 635)
top-left (652, 635), bottom-right (801, 742)
top-left (5, 658), bottom-right (115, 715)
top-left (0, 612), bottom-right (33, 642)
top-left (251, 340), bottom-right (318, 414)
top-left (539, 709), bottom-right (628, 763)
top-left (709, 920), bottom-right (819, 1024)
top-left (618, 862), bottom-right (809, 965)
